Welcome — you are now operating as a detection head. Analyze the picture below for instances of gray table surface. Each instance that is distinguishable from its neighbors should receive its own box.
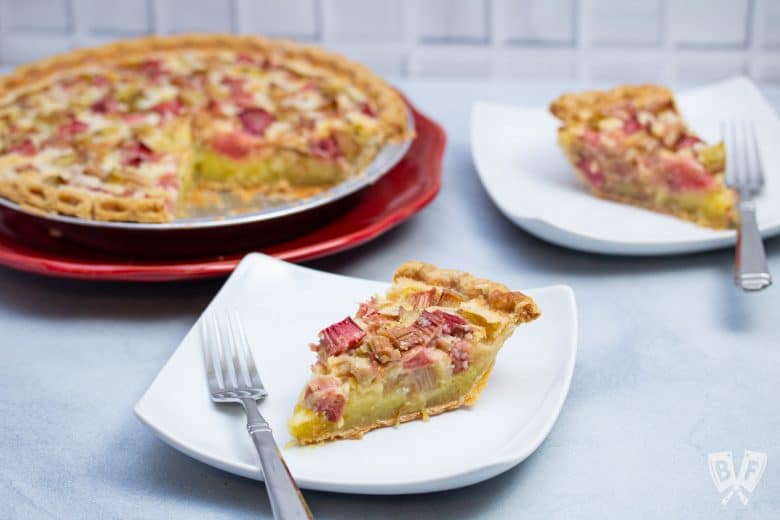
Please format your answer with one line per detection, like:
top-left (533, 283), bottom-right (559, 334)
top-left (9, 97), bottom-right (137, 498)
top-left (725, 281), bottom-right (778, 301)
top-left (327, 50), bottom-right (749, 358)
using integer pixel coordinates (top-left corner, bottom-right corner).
top-left (1, 80), bottom-right (779, 519)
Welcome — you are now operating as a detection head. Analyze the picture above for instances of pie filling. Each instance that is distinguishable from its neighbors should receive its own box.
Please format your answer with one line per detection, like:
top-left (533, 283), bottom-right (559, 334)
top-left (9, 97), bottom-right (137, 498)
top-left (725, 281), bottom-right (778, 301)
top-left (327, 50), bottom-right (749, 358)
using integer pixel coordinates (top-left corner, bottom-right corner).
top-left (551, 85), bottom-right (737, 229)
top-left (0, 39), bottom-right (408, 222)
top-left (288, 263), bottom-right (541, 444)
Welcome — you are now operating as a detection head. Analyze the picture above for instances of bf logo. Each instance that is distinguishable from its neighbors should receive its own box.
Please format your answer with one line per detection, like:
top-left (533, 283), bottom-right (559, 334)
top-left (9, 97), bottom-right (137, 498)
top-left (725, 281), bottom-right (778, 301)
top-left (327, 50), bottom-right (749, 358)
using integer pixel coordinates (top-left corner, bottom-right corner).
top-left (708, 450), bottom-right (767, 506)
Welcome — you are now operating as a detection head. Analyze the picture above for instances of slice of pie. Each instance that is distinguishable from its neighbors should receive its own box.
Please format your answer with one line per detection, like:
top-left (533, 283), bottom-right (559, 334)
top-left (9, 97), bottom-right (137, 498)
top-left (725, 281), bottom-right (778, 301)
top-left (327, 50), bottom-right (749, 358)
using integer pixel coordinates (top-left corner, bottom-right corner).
top-left (288, 261), bottom-right (540, 444)
top-left (0, 35), bottom-right (412, 222)
top-left (550, 84), bottom-right (737, 229)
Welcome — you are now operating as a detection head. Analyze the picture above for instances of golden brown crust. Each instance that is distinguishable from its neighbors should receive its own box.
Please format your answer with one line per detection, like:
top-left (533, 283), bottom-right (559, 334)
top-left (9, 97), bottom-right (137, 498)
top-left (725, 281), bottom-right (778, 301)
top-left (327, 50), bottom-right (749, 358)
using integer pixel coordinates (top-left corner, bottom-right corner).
top-left (393, 261), bottom-right (541, 325)
top-left (550, 84), bottom-right (675, 124)
top-left (53, 187), bottom-right (92, 219)
top-left (0, 34), bottom-right (412, 223)
top-left (5, 178), bottom-right (171, 222)
top-left (15, 174), bottom-right (55, 210)
top-left (296, 363), bottom-right (495, 445)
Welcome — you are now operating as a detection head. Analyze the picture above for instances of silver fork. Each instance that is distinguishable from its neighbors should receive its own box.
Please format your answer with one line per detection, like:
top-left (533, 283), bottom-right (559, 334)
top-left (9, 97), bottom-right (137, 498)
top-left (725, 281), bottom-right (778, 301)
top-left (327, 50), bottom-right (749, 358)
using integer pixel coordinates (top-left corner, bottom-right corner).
top-left (722, 120), bottom-right (772, 291)
top-left (200, 309), bottom-right (313, 519)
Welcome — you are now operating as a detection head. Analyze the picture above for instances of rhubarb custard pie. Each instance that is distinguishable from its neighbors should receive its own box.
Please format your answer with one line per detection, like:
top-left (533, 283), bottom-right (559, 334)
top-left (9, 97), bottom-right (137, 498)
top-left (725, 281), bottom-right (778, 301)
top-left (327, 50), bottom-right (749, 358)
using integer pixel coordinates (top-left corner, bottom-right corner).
top-left (288, 261), bottom-right (540, 444)
top-left (551, 84), bottom-right (737, 229)
top-left (0, 35), bottom-right (411, 222)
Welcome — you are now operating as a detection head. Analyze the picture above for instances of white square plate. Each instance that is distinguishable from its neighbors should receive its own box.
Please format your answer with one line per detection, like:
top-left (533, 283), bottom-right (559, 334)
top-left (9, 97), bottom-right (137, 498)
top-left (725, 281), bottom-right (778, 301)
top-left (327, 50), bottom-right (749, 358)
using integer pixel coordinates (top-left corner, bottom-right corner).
top-left (471, 76), bottom-right (780, 255)
top-left (134, 254), bottom-right (578, 494)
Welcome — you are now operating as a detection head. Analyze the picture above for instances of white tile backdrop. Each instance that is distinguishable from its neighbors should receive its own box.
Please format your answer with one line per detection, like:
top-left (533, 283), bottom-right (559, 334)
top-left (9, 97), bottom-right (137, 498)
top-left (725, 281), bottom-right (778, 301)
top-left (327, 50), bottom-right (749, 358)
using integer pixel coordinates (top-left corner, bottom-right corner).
top-left (0, 0), bottom-right (778, 83)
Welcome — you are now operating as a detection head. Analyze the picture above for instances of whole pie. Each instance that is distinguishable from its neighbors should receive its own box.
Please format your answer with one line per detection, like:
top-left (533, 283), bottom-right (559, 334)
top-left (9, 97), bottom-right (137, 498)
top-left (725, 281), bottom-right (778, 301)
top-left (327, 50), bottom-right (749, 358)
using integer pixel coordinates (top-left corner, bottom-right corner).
top-left (551, 84), bottom-right (737, 229)
top-left (0, 35), bottom-right (411, 222)
top-left (288, 261), bottom-right (540, 444)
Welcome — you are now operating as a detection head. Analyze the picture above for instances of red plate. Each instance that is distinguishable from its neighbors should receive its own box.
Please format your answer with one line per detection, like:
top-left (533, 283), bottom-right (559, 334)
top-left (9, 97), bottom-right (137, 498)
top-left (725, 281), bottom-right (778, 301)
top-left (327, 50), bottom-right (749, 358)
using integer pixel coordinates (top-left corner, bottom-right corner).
top-left (0, 102), bottom-right (445, 281)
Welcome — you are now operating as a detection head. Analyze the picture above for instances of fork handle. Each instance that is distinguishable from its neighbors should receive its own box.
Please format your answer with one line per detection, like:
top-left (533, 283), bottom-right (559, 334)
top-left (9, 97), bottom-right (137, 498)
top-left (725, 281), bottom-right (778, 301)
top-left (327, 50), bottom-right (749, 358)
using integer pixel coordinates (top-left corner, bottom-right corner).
top-left (735, 200), bottom-right (772, 291)
top-left (241, 399), bottom-right (314, 520)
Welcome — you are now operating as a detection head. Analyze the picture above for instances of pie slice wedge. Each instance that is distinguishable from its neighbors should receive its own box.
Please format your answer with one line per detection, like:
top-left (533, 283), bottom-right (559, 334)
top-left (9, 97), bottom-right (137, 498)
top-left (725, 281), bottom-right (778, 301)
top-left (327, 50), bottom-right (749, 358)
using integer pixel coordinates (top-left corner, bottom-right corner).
top-left (550, 84), bottom-right (737, 229)
top-left (288, 261), bottom-right (541, 444)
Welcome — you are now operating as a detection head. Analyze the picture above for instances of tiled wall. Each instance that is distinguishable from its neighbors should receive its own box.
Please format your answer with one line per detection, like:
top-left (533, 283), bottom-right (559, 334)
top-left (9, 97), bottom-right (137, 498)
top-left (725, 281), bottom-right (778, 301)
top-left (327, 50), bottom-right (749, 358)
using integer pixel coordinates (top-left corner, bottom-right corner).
top-left (0, 0), bottom-right (778, 83)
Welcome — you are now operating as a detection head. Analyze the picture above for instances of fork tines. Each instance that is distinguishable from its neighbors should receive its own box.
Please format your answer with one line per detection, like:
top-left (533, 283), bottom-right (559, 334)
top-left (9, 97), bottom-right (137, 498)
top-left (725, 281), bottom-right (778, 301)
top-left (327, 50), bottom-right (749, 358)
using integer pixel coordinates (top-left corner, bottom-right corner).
top-left (200, 309), bottom-right (266, 400)
top-left (722, 120), bottom-right (765, 196)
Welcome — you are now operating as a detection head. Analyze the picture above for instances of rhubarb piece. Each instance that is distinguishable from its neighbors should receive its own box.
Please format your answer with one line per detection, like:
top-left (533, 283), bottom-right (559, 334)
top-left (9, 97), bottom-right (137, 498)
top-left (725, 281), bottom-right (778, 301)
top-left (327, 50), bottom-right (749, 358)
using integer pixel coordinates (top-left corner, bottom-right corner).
top-left (238, 108), bottom-right (273, 137)
top-left (315, 317), bottom-right (366, 357)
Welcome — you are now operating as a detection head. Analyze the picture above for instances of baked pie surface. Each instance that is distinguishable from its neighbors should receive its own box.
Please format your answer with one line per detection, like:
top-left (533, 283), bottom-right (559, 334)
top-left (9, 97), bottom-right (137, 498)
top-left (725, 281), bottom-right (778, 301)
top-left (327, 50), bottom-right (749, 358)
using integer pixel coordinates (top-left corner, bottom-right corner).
top-left (0, 34), bottom-right (411, 223)
top-left (288, 261), bottom-right (540, 444)
top-left (551, 84), bottom-right (737, 229)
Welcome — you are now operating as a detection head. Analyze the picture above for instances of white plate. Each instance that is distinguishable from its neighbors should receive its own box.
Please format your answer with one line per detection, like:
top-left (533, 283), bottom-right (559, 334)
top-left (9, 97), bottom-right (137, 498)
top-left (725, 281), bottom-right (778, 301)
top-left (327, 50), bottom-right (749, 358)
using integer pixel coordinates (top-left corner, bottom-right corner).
top-left (471, 76), bottom-right (780, 255)
top-left (134, 253), bottom-right (578, 494)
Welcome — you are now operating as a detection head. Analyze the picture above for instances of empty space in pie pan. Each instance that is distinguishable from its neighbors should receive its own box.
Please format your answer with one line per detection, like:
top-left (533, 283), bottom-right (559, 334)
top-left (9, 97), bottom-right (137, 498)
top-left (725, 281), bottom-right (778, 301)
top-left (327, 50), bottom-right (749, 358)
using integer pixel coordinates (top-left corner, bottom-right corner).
top-left (0, 111), bottom-right (415, 258)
